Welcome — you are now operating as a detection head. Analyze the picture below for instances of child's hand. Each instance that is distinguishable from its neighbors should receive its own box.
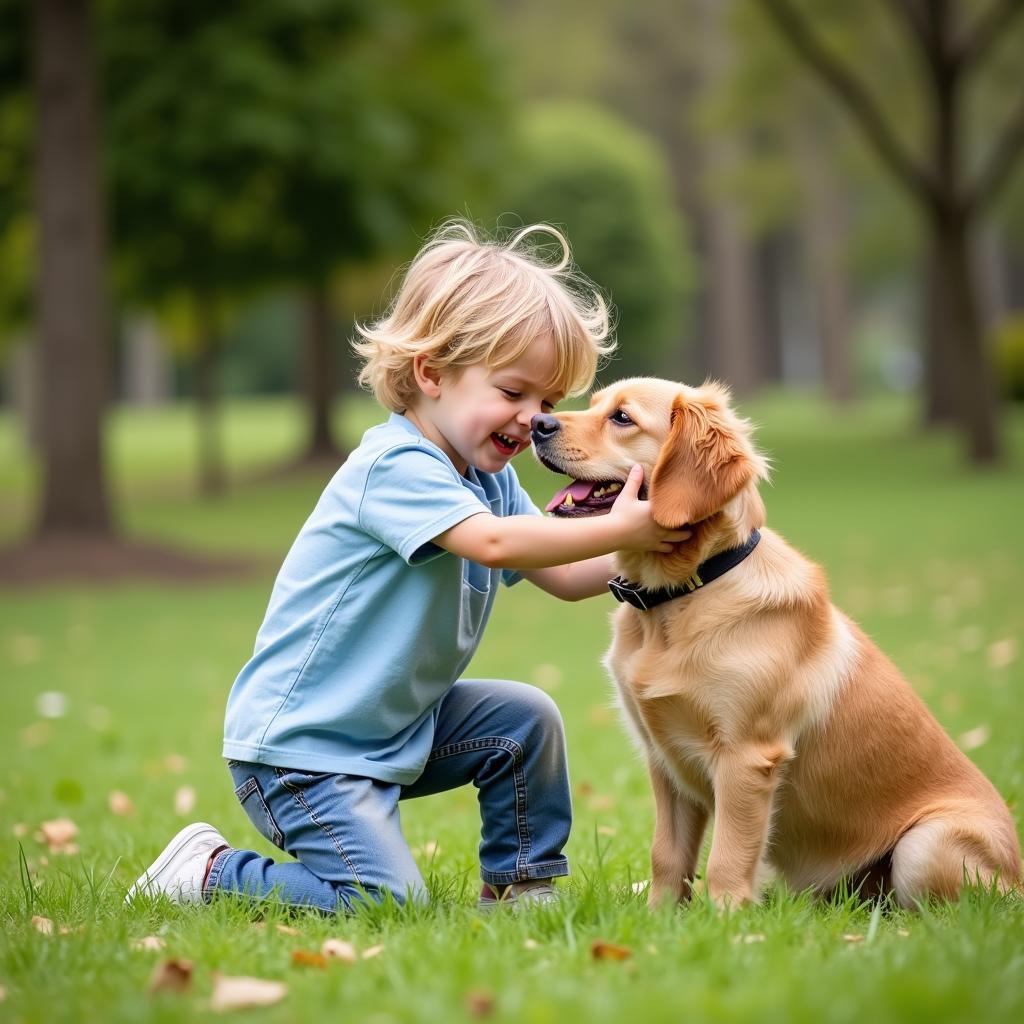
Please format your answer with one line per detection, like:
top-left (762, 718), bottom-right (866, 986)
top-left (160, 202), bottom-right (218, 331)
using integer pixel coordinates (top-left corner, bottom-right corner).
top-left (607, 465), bottom-right (691, 553)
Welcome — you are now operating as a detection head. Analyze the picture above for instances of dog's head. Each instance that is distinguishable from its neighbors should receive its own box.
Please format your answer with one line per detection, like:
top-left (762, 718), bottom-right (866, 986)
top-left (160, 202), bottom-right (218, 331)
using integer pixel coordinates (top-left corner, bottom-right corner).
top-left (533, 377), bottom-right (768, 565)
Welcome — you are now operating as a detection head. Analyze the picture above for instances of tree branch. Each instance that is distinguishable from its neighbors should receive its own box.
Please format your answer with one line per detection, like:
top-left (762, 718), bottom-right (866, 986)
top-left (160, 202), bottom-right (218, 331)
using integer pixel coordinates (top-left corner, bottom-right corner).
top-left (959, 0), bottom-right (1024, 71)
top-left (756, 0), bottom-right (940, 209)
top-left (968, 90), bottom-right (1024, 212)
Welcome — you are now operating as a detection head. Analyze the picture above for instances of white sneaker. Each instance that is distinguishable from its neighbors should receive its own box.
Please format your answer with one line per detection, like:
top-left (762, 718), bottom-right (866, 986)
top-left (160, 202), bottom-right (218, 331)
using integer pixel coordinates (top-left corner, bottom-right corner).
top-left (478, 879), bottom-right (559, 911)
top-left (125, 822), bottom-right (230, 906)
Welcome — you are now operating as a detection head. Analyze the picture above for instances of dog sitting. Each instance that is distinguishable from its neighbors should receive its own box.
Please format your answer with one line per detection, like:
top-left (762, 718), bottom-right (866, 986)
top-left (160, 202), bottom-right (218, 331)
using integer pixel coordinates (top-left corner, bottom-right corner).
top-left (531, 377), bottom-right (1021, 908)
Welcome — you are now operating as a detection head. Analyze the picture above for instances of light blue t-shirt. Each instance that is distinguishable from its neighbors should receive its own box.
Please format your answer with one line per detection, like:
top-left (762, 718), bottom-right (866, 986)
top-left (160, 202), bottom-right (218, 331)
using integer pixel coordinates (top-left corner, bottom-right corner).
top-left (222, 413), bottom-right (540, 784)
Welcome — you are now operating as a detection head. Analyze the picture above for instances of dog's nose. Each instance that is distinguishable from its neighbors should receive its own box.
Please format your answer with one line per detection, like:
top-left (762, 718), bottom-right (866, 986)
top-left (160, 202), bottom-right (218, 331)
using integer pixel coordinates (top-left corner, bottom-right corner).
top-left (530, 413), bottom-right (561, 444)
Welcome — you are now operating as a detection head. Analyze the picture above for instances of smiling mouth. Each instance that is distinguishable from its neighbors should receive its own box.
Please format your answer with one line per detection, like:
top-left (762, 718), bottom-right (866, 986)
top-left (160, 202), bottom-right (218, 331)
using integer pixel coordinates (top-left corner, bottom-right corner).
top-left (491, 432), bottom-right (525, 456)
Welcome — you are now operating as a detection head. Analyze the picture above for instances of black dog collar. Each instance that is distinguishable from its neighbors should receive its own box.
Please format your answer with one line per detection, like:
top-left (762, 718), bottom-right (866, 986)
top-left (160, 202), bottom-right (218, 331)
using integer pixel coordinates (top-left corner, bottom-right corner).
top-left (608, 530), bottom-right (761, 611)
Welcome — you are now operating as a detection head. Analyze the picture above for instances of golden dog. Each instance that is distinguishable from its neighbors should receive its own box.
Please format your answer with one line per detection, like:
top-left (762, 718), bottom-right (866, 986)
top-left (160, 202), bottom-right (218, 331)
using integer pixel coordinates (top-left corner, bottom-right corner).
top-left (532, 377), bottom-right (1021, 908)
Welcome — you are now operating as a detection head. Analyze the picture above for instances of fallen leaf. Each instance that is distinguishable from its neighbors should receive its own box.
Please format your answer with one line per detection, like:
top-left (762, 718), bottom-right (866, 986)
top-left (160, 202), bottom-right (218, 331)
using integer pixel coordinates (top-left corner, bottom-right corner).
top-left (958, 725), bottom-right (991, 751)
top-left (732, 934), bottom-right (765, 944)
top-left (465, 989), bottom-right (495, 1017)
top-left (209, 974), bottom-right (287, 1012)
top-left (361, 944), bottom-right (385, 960)
top-left (275, 924), bottom-right (300, 936)
top-left (174, 786), bottom-right (196, 816)
top-left (597, 826), bottom-right (617, 837)
top-left (843, 934), bottom-right (864, 943)
top-left (20, 722), bottom-right (52, 748)
top-left (131, 936), bottom-right (166, 952)
top-left (164, 754), bottom-right (188, 774)
top-left (523, 938), bottom-right (539, 950)
top-left (12, 823), bottom-right (28, 838)
top-left (630, 879), bottom-right (650, 895)
top-left (590, 939), bottom-right (632, 961)
top-left (108, 791), bottom-right (135, 816)
top-left (58, 924), bottom-right (83, 936)
top-left (987, 638), bottom-right (1017, 669)
top-left (897, 928), bottom-right (911, 938)
top-left (587, 793), bottom-right (615, 812)
top-left (0, 983), bottom-right (6, 1001)
top-left (320, 938), bottom-right (357, 963)
top-left (31, 915), bottom-right (53, 935)
top-left (36, 818), bottom-right (78, 853)
top-left (290, 950), bottom-right (327, 969)
top-left (147, 958), bottom-right (193, 995)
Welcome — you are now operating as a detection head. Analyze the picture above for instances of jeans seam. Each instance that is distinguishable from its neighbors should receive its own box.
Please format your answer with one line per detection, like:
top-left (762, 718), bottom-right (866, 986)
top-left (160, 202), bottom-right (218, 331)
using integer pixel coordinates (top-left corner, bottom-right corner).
top-left (203, 848), bottom-right (234, 900)
top-left (275, 768), bottom-right (364, 887)
top-left (426, 736), bottom-right (533, 880)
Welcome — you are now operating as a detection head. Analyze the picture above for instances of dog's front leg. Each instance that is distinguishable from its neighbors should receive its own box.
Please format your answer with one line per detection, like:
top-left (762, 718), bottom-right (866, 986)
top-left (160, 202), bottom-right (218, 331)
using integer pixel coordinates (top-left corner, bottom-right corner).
top-left (648, 758), bottom-right (709, 908)
top-left (705, 742), bottom-right (792, 907)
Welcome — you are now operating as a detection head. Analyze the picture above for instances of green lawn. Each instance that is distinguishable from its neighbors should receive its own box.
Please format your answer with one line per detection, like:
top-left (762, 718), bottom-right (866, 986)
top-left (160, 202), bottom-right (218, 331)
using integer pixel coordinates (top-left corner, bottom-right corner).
top-left (1, 393), bottom-right (1022, 1023)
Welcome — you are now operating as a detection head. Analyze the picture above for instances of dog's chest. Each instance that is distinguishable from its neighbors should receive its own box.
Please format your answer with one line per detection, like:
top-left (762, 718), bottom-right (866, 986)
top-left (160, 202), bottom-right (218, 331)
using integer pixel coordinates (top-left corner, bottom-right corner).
top-left (604, 604), bottom-right (721, 803)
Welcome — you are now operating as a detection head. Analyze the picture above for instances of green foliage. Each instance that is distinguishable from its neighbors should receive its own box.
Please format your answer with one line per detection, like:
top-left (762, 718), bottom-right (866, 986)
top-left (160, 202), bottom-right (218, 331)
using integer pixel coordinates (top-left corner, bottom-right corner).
top-left (993, 313), bottom-right (1024, 401)
top-left (498, 102), bottom-right (694, 379)
top-left (103, 0), bottom-right (510, 308)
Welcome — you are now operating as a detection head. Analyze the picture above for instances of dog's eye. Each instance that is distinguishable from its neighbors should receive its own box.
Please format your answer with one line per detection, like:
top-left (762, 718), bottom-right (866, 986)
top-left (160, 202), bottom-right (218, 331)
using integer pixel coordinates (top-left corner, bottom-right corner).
top-left (609, 409), bottom-right (634, 426)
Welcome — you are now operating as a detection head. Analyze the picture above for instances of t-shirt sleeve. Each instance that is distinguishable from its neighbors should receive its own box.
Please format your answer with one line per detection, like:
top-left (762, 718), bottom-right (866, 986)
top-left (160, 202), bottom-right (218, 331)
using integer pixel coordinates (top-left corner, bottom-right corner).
top-left (501, 466), bottom-right (543, 587)
top-left (358, 444), bottom-right (489, 565)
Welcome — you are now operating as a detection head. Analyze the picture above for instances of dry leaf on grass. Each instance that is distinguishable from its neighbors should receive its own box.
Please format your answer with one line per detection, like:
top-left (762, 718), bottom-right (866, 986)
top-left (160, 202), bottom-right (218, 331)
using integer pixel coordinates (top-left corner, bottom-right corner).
top-left (291, 950), bottom-right (327, 969)
top-left (12, 823), bottom-right (28, 838)
top-left (843, 934), bottom-right (864, 943)
top-left (108, 791), bottom-right (135, 816)
top-left (165, 754), bottom-right (188, 774)
top-left (590, 939), bottom-right (632, 961)
top-left (131, 936), bottom-right (166, 952)
top-left (523, 938), bottom-right (539, 950)
top-left (732, 934), bottom-right (765, 944)
top-left (465, 988), bottom-right (496, 1017)
top-left (987, 638), bottom-right (1017, 669)
top-left (147, 958), bottom-right (194, 995)
top-left (31, 915), bottom-right (53, 935)
top-left (958, 725), bottom-right (991, 751)
top-left (320, 938), bottom-right (357, 963)
top-left (174, 786), bottom-right (196, 816)
top-left (361, 945), bottom-right (384, 960)
top-left (34, 818), bottom-right (78, 854)
top-left (209, 974), bottom-right (287, 1012)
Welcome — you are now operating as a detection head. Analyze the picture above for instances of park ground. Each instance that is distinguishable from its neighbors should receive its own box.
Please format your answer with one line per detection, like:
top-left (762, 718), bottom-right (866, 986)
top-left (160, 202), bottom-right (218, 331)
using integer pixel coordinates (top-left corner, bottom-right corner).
top-left (0, 392), bottom-right (1022, 1023)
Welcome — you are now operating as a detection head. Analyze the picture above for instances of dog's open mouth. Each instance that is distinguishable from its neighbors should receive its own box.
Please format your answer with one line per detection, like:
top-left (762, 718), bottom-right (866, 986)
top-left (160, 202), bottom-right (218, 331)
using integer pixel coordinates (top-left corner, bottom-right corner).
top-left (545, 479), bottom-right (626, 517)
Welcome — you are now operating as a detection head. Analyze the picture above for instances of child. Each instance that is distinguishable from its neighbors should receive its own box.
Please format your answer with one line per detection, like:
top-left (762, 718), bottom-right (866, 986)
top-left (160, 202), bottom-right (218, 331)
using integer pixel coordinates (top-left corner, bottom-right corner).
top-left (126, 222), bottom-right (687, 913)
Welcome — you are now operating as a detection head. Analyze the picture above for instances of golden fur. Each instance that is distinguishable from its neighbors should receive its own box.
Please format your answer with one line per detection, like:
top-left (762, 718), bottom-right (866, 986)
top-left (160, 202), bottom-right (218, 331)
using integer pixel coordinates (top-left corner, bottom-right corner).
top-left (540, 377), bottom-right (1021, 908)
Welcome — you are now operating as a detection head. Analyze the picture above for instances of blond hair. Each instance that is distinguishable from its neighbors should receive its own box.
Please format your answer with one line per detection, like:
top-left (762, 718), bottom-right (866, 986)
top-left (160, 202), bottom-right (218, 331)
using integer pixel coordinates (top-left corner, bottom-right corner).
top-left (353, 221), bottom-right (614, 412)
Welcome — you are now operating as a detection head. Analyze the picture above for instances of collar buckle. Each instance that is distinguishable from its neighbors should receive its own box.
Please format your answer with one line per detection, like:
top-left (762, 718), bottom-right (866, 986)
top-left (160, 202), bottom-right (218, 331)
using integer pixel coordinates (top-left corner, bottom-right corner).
top-left (608, 576), bottom-right (650, 610)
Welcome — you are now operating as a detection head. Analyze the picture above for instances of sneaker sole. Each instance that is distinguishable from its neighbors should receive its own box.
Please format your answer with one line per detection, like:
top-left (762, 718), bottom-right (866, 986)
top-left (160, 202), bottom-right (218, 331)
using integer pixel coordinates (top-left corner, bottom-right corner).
top-left (124, 821), bottom-right (219, 905)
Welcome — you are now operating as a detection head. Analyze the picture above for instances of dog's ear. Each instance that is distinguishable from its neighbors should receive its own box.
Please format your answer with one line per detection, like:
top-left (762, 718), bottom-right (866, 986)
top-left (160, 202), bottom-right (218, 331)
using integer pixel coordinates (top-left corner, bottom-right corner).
top-left (650, 391), bottom-right (760, 528)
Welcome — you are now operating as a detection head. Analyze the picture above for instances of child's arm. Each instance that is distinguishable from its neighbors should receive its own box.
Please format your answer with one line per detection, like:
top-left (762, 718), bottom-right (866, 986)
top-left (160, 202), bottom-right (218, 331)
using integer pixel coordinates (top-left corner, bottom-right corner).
top-left (519, 555), bottom-right (620, 601)
top-left (434, 465), bottom-right (688, 574)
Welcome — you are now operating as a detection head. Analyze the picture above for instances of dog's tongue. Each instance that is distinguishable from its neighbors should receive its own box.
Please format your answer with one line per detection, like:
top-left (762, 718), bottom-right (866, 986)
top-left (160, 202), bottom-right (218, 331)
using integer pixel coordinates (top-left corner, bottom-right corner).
top-left (545, 480), bottom-right (594, 513)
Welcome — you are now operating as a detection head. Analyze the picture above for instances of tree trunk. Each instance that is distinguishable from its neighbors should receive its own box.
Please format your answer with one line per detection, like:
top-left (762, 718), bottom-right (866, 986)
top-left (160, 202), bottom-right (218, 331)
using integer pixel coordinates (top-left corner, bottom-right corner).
top-left (794, 108), bottom-right (855, 403)
top-left (921, 241), bottom-right (958, 424)
top-left (195, 303), bottom-right (226, 497)
top-left (930, 206), bottom-right (1001, 462)
top-left (303, 282), bottom-right (341, 460)
top-left (32, 0), bottom-right (113, 537)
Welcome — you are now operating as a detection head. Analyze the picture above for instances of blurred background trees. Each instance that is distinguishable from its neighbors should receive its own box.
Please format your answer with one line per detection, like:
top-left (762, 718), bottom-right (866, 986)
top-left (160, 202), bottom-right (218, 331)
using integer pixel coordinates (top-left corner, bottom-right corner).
top-left (2, 0), bottom-right (1024, 563)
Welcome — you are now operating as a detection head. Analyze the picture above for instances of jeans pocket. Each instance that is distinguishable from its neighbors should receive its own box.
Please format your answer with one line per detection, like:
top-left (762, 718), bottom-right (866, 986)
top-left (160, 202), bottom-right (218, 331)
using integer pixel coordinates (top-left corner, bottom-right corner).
top-left (234, 775), bottom-right (285, 849)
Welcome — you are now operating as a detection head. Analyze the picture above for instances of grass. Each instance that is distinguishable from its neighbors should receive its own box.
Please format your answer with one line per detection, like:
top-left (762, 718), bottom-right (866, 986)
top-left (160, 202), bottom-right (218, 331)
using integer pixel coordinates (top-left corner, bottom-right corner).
top-left (0, 391), bottom-right (1022, 1023)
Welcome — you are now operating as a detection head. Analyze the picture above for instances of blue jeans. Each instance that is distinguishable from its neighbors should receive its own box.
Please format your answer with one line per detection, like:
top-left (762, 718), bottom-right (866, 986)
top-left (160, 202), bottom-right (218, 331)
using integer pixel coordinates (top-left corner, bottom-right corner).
top-left (206, 679), bottom-right (572, 912)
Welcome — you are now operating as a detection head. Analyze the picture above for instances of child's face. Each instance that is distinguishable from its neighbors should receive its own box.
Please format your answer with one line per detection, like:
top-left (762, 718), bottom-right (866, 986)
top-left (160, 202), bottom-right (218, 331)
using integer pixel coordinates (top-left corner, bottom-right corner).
top-left (410, 335), bottom-right (564, 475)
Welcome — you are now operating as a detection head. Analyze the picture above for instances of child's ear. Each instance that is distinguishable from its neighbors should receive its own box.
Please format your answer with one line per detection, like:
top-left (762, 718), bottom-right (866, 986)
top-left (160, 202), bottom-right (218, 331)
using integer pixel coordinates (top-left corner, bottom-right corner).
top-left (412, 353), bottom-right (443, 399)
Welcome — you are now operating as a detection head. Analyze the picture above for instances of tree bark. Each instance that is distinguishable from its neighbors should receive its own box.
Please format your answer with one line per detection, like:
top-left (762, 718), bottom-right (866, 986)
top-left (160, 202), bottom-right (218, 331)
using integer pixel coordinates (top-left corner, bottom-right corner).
top-left (793, 108), bottom-right (855, 403)
top-left (195, 302), bottom-right (225, 497)
top-left (32, 0), bottom-right (114, 536)
top-left (302, 282), bottom-right (341, 461)
top-left (930, 205), bottom-right (1001, 461)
